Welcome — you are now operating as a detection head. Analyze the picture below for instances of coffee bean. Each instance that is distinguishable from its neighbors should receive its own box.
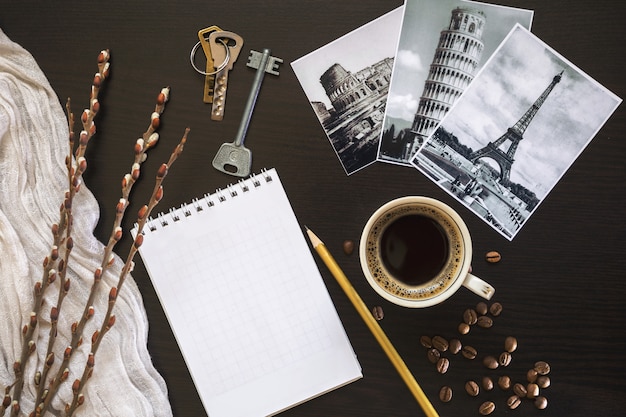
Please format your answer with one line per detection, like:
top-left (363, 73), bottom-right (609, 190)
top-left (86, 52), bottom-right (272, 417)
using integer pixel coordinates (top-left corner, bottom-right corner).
top-left (427, 348), bottom-right (440, 364)
top-left (476, 301), bottom-right (488, 315)
top-left (420, 335), bottom-right (432, 349)
top-left (499, 351), bottom-right (512, 367)
top-left (482, 376), bottom-right (494, 391)
top-left (449, 338), bottom-right (462, 354)
top-left (507, 395), bottom-right (521, 410)
top-left (498, 375), bottom-right (511, 390)
top-left (537, 375), bottom-right (551, 388)
top-left (439, 386), bottom-right (452, 403)
top-left (461, 345), bottom-right (477, 360)
top-left (535, 396), bottom-right (548, 410)
top-left (458, 322), bottom-right (470, 335)
top-left (489, 302), bottom-right (503, 316)
top-left (432, 335), bottom-right (449, 352)
top-left (534, 360), bottom-right (551, 375)
top-left (463, 308), bottom-right (478, 325)
top-left (465, 380), bottom-right (480, 397)
top-left (342, 240), bottom-right (355, 255)
top-left (485, 251), bottom-right (501, 263)
top-left (477, 315), bottom-right (493, 328)
top-left (526, 383), bottom-right (539, 399)
top-left (527, 368), bottom-right (538, 383)
top-left (513, 383), bottom-right (527, 397)
top-left (504, 336), bottom-right (518, 353)
top-left (479, 401), bottom-right (495, 415)
top-left (436, 357), bottom-right (449, 374)
top-left (483, 355), bottom-right (498, 369)
top-left (371, 305), bottom-right (384, 321)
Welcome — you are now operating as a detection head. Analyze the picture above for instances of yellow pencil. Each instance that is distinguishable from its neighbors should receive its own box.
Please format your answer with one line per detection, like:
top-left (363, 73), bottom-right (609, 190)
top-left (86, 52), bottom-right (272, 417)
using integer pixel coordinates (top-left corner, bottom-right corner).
top-left (305, 227), bottom-right (440, 417)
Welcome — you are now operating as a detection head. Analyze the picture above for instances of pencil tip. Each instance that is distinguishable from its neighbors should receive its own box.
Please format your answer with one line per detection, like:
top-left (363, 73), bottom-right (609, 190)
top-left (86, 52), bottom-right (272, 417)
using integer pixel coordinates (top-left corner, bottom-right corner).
top-left (304, 226), bottom-right (322, 247)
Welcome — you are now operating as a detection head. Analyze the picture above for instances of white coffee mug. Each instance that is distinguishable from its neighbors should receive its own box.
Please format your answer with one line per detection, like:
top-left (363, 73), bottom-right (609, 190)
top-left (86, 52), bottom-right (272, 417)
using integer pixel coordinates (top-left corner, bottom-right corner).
top-left (359, 196), bottom-right (494, 308)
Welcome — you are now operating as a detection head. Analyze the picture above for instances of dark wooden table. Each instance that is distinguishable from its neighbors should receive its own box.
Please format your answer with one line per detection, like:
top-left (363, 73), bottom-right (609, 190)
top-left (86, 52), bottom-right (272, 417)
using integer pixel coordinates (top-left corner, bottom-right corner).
top-left (2, 1), bottom-right (624, 416)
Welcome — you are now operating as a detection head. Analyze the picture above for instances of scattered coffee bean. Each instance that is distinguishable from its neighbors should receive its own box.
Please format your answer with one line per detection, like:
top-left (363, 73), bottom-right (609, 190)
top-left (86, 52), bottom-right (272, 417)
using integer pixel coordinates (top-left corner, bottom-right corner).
top-left (419, 335), bottom-right (432, 349)
top-left (449, 338), bottom-right (462, 354)
top-left (535, 396), bottom-right (548, 410)
top-left (477, 315), bottom-right (493, 328)
top-left (465, 380), bottom-right (480, 397)
top-left (439, 385), bottom-right (453, 403)
top-left (489, 302), bottom-right (503, 316)
top-left (534, 360), bottom-right (551, 375)
top-left (458, 322), bottom-right (471, 335)
top-left (526, 383), bottom-right (539, 399)
top-left (527, 368), bottom-right (538, 383)
top-left (479, 401), bottom-right (495, 415)
top-left (498, 375), bottom-right (511, 390)
top-left (432, 335), bottom-right (449, 352)
top-left (482, 376), bottom-right (494, 391)
top-left (499, 351), bottom-right (512, 367)
top-left (436, 357), bottom-right (449, 374)
top-left (485, 251), bottom-right (501, 263)
top-left (371, 305), bottom-right (384, 321)
top-left (427, 348), bottom-right (441, 364)
top-left (537, 375), bottom-right (551, 389)
top-left (476, 301), bottom-right (488, 315)
top-left (483, 355), bottom-right (499, 369)
top-left (461, 345), bottom-right (477, 360)
top-left (507, 395), bottom-right (521, 410)
top-left (513, 383), bottom-right (527, 397)
top-left (504, 336), bottom-right (518, 353)
top-left (463, 308), bottom-right (478, 325)
top-left (342, 240), bottom-right (355, 255)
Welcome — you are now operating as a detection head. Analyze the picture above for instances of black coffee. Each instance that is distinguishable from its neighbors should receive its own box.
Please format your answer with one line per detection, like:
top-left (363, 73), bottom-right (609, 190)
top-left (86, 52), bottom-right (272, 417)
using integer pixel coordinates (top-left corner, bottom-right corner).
top-left (379, 214), bottom-right (449, 285)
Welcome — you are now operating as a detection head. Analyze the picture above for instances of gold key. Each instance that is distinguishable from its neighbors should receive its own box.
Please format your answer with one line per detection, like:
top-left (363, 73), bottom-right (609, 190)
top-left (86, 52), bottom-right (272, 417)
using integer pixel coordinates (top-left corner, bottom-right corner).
top-left (209, 31), bottom-right (244, 121)
top-left (197, 25), bottom-right (222, 103)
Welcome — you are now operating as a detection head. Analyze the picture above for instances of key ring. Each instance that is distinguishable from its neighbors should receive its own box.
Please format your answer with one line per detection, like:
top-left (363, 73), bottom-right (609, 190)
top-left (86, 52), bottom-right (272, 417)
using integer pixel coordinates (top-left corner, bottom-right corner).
top-left (189, 38), bottom-right (230, 76)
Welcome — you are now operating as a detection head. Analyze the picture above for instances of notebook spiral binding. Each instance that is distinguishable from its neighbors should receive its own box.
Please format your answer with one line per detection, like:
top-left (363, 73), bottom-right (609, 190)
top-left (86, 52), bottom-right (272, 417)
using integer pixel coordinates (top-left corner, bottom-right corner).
top-left (144, 169), bottom-right (273, 233)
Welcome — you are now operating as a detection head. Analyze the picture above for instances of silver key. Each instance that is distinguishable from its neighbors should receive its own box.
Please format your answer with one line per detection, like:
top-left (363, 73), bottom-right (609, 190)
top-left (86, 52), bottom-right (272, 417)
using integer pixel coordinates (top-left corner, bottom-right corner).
top-left (212, 49), bottom-right (282, 177)
top-left (209, 31), bottom-right (244, 121)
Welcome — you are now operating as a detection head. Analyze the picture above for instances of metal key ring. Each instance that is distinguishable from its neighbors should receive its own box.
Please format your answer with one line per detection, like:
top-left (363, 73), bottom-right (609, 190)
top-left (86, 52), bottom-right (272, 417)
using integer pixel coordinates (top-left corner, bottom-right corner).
top-left (189, 38), bottom-right (230, 76)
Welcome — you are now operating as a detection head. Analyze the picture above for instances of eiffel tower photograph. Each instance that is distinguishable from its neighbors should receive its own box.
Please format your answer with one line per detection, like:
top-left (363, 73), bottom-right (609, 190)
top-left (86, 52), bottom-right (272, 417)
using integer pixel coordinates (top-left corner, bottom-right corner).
top-left (412, 25), bottom-right (621, 240)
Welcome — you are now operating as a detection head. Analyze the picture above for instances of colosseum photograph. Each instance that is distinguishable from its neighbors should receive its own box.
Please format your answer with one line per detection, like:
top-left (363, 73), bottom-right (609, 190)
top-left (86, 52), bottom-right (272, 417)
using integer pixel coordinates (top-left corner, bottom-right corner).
top-left (291, 7), bottom-right (403, 175)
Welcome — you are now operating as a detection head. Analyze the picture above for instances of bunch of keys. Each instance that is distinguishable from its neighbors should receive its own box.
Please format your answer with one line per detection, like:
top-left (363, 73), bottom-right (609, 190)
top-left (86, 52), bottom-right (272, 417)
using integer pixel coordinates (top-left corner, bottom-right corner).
top-left (190, 26), bottom-right (244, 120)
top-left (190, 26), bottom-right (283, 177)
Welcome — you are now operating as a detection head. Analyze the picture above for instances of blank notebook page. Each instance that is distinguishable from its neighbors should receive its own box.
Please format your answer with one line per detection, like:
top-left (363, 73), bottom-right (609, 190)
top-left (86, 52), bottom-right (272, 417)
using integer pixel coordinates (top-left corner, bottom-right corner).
top-left (132, 168), bottom-right (361, 417)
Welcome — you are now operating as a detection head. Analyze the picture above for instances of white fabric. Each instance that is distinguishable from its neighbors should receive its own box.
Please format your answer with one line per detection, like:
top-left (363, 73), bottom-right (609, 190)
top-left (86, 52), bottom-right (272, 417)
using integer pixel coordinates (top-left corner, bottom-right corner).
top-left (0, 29), bottom-right (172, 416)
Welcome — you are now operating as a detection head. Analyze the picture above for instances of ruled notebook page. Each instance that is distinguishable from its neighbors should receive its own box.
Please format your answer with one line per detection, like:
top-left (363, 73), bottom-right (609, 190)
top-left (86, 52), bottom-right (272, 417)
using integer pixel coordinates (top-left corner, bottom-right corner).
top-left (132, 169), bottom-right (361, 417)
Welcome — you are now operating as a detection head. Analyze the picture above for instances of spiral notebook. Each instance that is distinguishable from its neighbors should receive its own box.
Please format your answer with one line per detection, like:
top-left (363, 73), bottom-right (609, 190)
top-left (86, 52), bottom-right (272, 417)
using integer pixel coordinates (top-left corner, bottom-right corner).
top-left (131, 168), bottom-right (362, 417)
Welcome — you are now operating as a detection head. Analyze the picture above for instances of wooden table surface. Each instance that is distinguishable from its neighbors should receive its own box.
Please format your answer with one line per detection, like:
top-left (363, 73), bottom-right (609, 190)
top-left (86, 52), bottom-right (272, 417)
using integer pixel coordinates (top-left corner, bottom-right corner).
top-left (2, 1), bottom-right (625, 416)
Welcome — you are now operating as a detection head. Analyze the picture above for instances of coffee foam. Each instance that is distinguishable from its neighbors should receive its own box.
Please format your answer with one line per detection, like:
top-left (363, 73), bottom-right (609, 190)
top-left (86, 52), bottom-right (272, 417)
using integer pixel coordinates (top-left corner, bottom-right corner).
top-left (363, 201), bottom-right (466, 301)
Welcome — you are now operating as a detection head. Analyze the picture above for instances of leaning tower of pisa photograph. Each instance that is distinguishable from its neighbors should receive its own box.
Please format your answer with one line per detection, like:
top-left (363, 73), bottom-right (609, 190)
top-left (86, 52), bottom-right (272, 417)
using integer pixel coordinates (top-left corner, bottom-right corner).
top-left (377, 0), bottom-right (534, 165)
top-left (409, 8), bottom-right (486, 158)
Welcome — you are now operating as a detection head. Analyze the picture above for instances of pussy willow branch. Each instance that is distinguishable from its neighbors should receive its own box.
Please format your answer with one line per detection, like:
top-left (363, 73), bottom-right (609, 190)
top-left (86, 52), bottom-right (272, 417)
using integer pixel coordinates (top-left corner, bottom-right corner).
top-left (8, 50), bottom-right (111, 417)
top-left (31, 50), bottom-right (111, 416)
top-left (66, 128), bottom-right (189, 416)
top-left (30, 101), bottom-right (76, 414)
top-left (38, 87), bottom-right (175, 417)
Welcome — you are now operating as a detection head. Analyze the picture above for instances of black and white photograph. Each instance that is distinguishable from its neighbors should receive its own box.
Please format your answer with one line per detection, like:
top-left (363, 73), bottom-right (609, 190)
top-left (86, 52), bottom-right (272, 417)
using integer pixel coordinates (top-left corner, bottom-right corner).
top-left (377, 0), bottom-right (533, 166)
top-left (291, 7), bottom-right (403, 175)
top-left (412, 24), bottom-right (622, 240)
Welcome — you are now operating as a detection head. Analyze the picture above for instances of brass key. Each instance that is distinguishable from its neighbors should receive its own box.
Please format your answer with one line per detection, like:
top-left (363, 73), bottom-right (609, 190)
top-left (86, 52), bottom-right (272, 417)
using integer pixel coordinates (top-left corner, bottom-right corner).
top-left (209, 31), bottom-right (244, 120)
top-left (197, 25), bottom-right (222, 103)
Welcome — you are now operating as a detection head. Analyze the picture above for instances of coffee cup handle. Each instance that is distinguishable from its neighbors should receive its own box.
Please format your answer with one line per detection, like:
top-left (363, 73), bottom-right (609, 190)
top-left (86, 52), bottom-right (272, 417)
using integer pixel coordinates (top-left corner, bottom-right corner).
top-left (462, 273), bottom-right (495, 300)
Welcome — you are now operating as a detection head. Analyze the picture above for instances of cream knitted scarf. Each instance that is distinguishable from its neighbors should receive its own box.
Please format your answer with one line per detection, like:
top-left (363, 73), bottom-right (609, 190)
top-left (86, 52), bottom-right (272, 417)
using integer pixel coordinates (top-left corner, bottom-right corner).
top-left (0, 29), bottom-right (172, 417)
